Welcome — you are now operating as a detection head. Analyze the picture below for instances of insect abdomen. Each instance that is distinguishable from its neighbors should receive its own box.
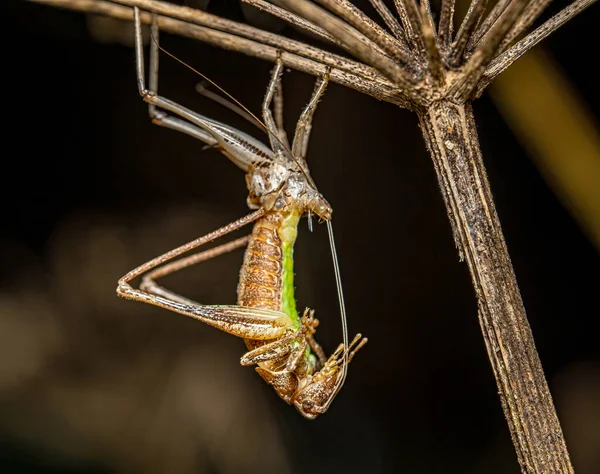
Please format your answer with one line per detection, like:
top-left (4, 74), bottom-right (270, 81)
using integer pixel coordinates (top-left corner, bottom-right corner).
top-left (237, 213), bottom-right (284, 312)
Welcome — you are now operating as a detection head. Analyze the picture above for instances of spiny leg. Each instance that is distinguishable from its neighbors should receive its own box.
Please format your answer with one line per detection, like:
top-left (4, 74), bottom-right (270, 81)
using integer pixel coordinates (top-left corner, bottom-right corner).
top-left (300, 309), bottom-right (327, 366)
top-left (262, 54), bottom-right (289, 155)
top-left (140, 235), bottom-right (250, 303)
top-left (119, 210), bottom-right (262, 287)
top-left (133, 7), bottom-right (219, 146)
top-left (292, 70), bottom-right (330, 161)
top-left (135, 8), bottom-right (277, 173)
top-left (117, 209), bottom-right (297, 340)
top-left (240, 329), bottom-right (301, 366)
top-left (307, 334), bottom-right (327, 367)
top-left (273, 68), bottom-right (290, 149)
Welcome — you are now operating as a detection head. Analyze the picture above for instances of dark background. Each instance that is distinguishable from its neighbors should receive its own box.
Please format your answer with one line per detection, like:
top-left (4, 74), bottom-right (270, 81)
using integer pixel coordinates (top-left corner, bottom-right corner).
top-left (1, 1), bottom-right (599, 473)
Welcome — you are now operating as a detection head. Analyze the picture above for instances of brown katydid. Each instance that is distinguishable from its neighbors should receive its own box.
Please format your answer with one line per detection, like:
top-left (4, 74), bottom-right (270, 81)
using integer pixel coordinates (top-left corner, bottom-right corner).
top-left (117, 7), bottom-right (366, 419)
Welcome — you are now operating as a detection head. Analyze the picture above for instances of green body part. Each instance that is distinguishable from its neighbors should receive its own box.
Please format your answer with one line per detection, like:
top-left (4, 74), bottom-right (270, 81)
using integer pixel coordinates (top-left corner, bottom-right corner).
top-left (278, 211), bottom-right (301, 329)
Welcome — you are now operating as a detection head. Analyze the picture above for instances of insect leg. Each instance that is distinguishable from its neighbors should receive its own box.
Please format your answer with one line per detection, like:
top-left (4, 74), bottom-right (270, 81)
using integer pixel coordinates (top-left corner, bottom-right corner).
top-left (273, 67), bottom-right (290, 149)
top-left (240, 330), bottom-right (300, 366)
top-left (117, 210), bottom-right (295, 340)
top-left (118, 210), bottom-right (262, 287)
top-left (240, 308), bottom-right (314, 368)
top-left (262, 55), bottom-right (289, 155)
top-left (134, 9), bottom-right (218, 146)
top-left (140, 236), bottom-right (250, 303)
top-left (292, 70), bottom-right (330, 161)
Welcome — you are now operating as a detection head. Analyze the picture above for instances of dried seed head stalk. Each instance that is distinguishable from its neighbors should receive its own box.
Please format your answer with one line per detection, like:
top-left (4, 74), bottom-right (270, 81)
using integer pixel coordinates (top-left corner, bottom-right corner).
top-left (25, 0), bottom-right (598, 472)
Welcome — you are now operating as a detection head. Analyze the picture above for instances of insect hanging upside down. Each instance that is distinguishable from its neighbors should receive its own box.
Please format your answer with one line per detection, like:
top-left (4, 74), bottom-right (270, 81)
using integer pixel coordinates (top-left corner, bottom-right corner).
top-left (117, 7), bottom-right (366, 419)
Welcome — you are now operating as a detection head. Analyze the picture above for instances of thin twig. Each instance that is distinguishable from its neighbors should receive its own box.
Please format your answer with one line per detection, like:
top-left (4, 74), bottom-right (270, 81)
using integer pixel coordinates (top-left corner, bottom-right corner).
top-left (28, 0), bottom-right (409, 107)
top-left (476, 0), bottom-right (599, 95)
top-left (420, 2), bottom-right (444, 85)
top-left (420, 0), bottom-right (435, 34)
top-left (393, 0), bottom-right (424, 55)
top-left (112, 0), bottom-right (384, 85)
top-left (500, 0), bottom-right (553, 52)
top-left (450, 0), bottom-right (530, 101)
top-left (438, 0), bottom-right (456, 47)
top-left (270, 0), bottom-right (420, 98)
top-left (243, 0), bottom-right (344, 47)
top-left (368, 0), bottom-right (408, 45)
top-left (451, 0), bottom-right (488, 66)
top-left (312, 0), bottom-right (414, 66)
top-left (394, 0), bottom-right (426, 57)
top-left (469, 0), bottom-right (512, 49)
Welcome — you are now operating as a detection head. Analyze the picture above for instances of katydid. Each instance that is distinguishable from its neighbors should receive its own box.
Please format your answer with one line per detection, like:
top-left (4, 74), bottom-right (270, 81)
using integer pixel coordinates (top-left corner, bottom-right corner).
top-left (117, 7), bottom-right (366, 419)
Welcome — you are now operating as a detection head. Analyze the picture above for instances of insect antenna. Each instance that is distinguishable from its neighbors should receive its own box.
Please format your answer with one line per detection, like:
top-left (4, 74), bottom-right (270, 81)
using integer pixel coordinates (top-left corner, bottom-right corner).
top-left (326, 220), bottom-right (350, 407)
top-left (195, 81), bottom-right (264, 130)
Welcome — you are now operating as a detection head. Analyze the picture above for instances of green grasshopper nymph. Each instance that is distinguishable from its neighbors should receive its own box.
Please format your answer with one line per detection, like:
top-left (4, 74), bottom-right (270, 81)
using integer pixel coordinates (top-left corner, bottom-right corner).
top-left (117, 8), bottom-right (366, 419)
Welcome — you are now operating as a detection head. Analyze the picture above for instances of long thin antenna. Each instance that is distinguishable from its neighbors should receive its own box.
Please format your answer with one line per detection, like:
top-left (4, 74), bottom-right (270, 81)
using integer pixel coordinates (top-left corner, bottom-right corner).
top-left (156, 42), bottom-right (269, 132)
top-left (326, 220), bottom-right (350, 405)
top-left (195, 81), bottom-right (264, 129)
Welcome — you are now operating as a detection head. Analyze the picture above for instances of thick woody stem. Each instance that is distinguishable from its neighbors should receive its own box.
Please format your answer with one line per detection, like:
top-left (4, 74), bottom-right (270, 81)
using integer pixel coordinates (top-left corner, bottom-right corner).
top-left (418, 101), bottom-right (574, 474)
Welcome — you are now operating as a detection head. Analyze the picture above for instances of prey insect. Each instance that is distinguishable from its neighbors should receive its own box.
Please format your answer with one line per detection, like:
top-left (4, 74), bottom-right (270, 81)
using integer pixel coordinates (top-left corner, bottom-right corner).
top-left (117, 8), bottom-right (366, 419)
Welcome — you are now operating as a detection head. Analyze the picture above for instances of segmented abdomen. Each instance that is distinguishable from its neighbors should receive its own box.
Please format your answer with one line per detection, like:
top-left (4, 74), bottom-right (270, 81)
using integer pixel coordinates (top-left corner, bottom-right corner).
top-left (237, 213), bottom-right (284, 313)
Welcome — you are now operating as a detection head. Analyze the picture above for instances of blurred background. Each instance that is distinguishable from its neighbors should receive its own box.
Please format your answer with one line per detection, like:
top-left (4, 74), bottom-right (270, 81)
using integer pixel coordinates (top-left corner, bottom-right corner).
top-left (2, 1), bottom-right (599, 473)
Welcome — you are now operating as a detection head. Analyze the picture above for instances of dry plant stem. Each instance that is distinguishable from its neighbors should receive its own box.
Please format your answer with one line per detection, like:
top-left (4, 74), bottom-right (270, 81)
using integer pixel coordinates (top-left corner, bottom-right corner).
top-left (469, 0), bottom-right (512, 48)
top-left (368, 0), bottom-right (408, 45)
top-left (243, 0), bottom-right (344, 48)
top-left (398, 0), bottom-right (427, 57)
top-left (476, 0), bottom-right (599, 95)
top-left (27, 0), bottom-right (410, 106)
top-left (451, 0), bottom-right (488, 65)
top-left (313, 0), bottom-right (413, 65)
top-left (418, 101), bottom-right (574, 473)
top-left (110, 0), bottom-right (389, 86)
top-left (500, 0), bottom-right (553, 52)
top-left (438, 0), bottom-right (456, 47)
top-left (450, 0), bottom-right (530, 101)
top-left (420, 4), bottom-right (444, 85)
top-left (270, 0), bottom-right (418, 94)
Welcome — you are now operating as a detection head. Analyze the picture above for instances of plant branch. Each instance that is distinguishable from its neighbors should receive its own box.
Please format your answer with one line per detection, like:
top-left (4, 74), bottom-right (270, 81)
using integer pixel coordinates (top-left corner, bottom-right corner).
top-left (469, 0), bottom-right (512, 49)
top-left (451, 0), bottom-right (488, 65)
top-left (438, 0), bottom-right (456, 47)
top-left (393, 0), bottom-right (425, 55)
top-left (418, 101), bottom-right (574, 473)
top-left (395, 0), bottom-right (427, 58)
top-left (312, 0), bottom-right (413, 66)
top-left (242, 0), bottom-right (343, 47)
top-left (450, 0), bottom-right (530, 101)
top-left (475, 0), bottom-right (599, 96)
top-left (111, 0), bottom-right (385, 84)
top-left (420, 2), bottom-right (444, 85)
top-left (27, 0), bottom-right (409, 107)
top-left (368, 0), bottom-right (408, 45)
top-left (500, 0), bottom-right (553, 52)
top-left (270, 0), bottom-right (419, 99)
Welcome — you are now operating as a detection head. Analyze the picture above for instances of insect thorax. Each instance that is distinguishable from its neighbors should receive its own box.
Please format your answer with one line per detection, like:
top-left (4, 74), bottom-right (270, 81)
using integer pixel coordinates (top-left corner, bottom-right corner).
top-left (245, 163), bottom-right (332, 220)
